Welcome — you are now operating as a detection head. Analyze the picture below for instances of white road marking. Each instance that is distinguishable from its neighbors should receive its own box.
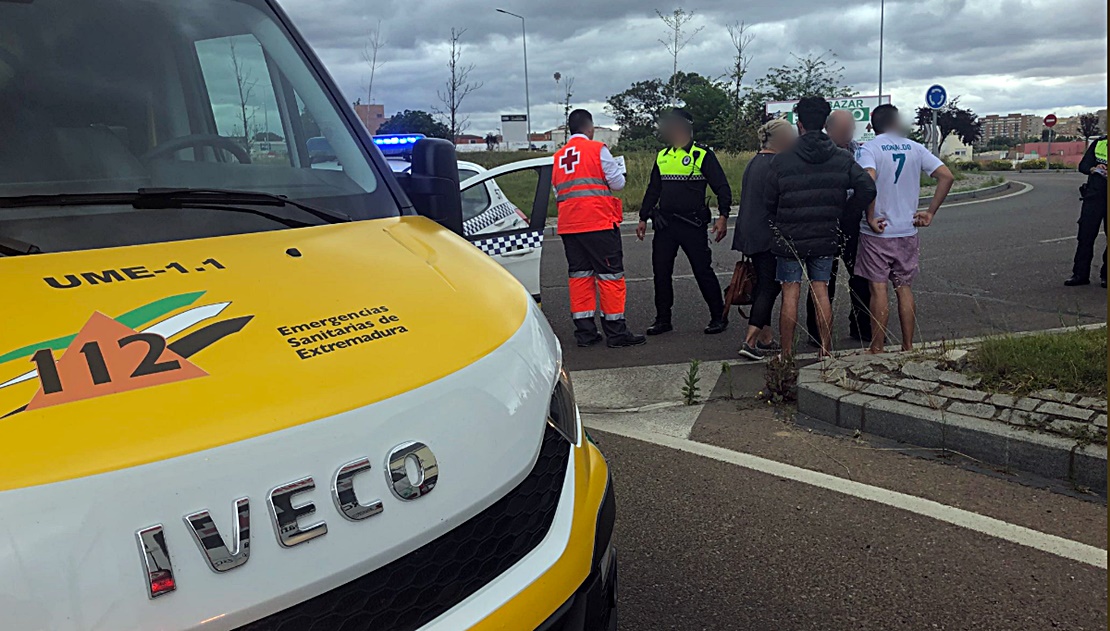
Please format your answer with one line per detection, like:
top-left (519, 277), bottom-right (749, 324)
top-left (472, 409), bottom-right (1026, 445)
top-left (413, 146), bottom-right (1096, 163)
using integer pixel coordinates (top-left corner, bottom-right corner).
top-left (1040, 236), bottom-right (1076, 244)
top-left (933, 180), bottom-right (1034, 208)
top-left (586, 421), bottom-right (1108, 570)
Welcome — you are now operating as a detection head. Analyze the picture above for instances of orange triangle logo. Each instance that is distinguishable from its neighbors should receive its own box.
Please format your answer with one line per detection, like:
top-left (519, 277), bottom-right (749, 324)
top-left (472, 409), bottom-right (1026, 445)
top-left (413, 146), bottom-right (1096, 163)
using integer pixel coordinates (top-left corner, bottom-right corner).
top-left (26, 312), bottom-right (207, 411)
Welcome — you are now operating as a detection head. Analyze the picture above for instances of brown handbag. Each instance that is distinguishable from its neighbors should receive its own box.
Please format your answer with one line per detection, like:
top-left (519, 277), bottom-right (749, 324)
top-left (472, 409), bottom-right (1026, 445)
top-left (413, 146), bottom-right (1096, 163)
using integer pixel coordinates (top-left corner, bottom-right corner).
top-left (721, 255), bottom-right (757, 323)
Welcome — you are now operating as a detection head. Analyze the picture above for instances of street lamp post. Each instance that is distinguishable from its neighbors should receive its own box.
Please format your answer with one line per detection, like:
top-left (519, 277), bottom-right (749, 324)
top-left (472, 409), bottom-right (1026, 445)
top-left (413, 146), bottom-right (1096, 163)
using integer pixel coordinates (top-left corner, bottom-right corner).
top-left (877, 0), bottom-right (885, 102)
top-left (496, 9), bottom-right (532, 149)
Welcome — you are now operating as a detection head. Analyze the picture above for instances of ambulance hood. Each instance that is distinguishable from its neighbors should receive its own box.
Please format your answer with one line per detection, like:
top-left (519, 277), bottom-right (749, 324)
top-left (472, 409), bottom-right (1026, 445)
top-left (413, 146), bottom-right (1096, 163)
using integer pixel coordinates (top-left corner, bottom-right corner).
top-left (0, 217), bottom-right (564, 630)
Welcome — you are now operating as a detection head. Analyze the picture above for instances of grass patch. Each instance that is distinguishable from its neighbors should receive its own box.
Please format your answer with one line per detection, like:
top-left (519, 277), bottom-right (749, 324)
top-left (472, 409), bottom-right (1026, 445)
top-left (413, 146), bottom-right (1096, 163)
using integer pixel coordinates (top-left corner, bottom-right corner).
top-left (464, 150), bottom-right (752, 218)
top-left (970, 327), bottom-right (1107, 397)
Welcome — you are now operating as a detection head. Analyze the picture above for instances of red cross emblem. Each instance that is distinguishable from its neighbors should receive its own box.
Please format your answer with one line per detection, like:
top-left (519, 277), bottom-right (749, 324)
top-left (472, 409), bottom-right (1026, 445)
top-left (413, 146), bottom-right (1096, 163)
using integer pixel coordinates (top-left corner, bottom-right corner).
top-left (560, 147), bottom-right (580, 174)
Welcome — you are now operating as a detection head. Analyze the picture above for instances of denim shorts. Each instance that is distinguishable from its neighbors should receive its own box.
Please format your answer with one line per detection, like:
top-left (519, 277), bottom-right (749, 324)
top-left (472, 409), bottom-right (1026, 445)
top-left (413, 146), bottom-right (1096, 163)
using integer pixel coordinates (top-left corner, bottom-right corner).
top-left (776, 255), bottom-right (835, 283)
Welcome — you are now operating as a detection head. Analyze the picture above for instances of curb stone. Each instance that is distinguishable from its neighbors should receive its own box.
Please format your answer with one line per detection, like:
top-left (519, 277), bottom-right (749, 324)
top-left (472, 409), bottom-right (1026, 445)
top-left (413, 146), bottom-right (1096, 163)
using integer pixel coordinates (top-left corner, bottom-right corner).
top-left (797, 362), bottom-right (1108, 493)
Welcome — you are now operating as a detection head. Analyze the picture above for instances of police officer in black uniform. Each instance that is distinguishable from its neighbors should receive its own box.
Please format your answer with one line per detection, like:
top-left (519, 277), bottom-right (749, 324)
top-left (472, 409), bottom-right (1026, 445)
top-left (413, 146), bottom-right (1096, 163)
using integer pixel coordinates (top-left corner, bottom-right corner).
top-left (636, 108), bottom-right (732, 335)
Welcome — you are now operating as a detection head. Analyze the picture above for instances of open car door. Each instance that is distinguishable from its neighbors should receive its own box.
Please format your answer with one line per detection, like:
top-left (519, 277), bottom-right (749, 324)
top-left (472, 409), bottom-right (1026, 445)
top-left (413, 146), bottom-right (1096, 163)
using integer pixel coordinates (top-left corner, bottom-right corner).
top-left (459, 157), bottom-right (552, 303)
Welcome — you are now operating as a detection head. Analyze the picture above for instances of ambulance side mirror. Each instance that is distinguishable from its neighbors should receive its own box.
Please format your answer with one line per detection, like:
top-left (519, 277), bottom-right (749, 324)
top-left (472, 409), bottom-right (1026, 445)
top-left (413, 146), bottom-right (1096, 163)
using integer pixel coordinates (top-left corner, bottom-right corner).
top-left (402, 138), bottom-right (464, 235)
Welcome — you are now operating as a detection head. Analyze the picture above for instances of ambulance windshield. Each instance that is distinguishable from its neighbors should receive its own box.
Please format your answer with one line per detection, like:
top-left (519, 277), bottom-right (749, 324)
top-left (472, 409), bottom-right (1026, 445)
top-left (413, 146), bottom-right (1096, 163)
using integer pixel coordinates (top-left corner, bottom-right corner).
top-left (0, 0), bottom-right (399, 254)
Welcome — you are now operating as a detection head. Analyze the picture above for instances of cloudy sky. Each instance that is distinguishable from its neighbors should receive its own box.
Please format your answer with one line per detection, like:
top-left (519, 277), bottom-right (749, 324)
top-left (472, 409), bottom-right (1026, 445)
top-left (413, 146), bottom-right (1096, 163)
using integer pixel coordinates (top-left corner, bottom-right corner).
top-left (281, 0), bottom-right (1107, 135)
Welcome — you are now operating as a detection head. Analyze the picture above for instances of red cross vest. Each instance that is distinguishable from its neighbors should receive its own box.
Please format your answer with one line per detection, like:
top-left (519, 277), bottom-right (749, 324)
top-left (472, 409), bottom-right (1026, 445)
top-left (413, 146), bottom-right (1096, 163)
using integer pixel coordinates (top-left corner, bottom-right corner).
top-left (553, 136), bottom-right (622, 235)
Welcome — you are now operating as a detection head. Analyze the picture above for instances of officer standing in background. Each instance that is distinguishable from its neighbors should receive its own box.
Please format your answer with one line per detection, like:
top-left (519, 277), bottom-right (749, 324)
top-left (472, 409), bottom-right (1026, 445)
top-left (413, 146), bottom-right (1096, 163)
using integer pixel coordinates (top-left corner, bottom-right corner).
top-left (553, 109), bottom-right (646, 348)
top-left (636, 108), bottom-right (732, 336)
top-left (1066, 134), bottom-right (1108, 288)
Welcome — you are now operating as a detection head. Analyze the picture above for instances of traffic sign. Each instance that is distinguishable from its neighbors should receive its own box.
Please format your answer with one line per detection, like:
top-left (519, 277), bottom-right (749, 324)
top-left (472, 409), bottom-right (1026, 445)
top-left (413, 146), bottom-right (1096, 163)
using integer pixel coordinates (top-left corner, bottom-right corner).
top-left (1044, 114), bottom-right (1058, 128)
top-left (925, 85), bottom-right (947, 109)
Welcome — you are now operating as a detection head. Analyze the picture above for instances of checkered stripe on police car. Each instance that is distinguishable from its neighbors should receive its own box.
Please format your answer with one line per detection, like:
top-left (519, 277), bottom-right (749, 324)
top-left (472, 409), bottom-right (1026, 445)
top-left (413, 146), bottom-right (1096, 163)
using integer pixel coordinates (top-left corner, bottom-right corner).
top-left (464, 202), bottom-right (519, 235)
top-left (471, 230), bottom-right (544, 256)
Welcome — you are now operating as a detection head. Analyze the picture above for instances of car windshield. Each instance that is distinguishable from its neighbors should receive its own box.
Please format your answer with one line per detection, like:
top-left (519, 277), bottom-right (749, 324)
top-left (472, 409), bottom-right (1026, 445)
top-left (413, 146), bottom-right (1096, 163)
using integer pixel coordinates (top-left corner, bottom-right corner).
top-left (0, 0), bottom-right (399, 254)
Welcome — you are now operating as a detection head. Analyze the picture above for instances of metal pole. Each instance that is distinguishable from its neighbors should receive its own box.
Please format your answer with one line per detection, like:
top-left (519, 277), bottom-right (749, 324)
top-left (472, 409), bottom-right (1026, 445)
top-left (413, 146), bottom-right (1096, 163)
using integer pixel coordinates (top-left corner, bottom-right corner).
top-left (1046, 127), bottom-right (1053, 169)
top-left (521, 18), bottom-right (532, 148)
top-left (496, 9), bottom-right (531, 150)
top-left (932, 109), bottom-right (938, 156)
top-left (878, 0), bottom-right (885, 101)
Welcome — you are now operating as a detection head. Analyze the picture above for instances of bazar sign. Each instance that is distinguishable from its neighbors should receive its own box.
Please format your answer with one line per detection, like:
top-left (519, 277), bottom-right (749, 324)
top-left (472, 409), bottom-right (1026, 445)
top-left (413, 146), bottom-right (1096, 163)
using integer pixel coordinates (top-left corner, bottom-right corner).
top-left (765, 95), bottom-right (892, 142)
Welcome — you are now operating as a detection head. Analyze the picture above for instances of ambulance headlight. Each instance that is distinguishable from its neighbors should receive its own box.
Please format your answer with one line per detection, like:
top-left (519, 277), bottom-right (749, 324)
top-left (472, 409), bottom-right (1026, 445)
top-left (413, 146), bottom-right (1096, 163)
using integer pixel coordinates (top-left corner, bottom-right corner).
top-left (547, 368), bottom-right (580, 445)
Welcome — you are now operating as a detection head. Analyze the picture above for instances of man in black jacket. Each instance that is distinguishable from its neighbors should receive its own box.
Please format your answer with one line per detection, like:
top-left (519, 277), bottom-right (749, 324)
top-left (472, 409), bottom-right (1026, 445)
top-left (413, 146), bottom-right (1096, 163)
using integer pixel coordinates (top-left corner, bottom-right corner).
top-left (1066, 135), bottom-right (1107, 288)
top-left (636, 108), bottom-right (733, 336)
top-left (765, 97), bottom-right (877, 357)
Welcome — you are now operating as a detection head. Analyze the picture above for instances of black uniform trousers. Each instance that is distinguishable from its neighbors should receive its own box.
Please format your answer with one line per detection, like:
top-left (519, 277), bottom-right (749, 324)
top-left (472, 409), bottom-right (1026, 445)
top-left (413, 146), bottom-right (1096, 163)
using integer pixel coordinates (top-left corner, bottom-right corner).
top-left (651, 219), bottom-right (724, 323)
top-left (806, 222), bottom-right (872, 343)
top-left (1071, 191), bottom-right (1108, 282)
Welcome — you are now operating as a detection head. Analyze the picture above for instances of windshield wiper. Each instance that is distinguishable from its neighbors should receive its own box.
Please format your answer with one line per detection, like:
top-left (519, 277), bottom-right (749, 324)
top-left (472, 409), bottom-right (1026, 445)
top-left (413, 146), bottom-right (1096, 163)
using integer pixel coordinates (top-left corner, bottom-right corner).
top-left (0, 188), bottom-right (352, 226)
top-left (0, 235), bottom-right (41, 257)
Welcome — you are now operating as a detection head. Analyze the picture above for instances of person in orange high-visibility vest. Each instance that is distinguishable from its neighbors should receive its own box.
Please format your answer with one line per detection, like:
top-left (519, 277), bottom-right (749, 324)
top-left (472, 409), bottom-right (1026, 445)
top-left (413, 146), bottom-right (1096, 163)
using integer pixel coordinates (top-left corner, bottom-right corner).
top-left (553, 109), bottom-right (646, 348)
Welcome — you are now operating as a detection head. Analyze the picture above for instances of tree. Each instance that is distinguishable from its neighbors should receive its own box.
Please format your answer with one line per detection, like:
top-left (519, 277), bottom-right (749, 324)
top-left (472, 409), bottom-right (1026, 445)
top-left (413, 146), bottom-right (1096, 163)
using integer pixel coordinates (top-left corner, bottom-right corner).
top-left (679, 81), bottom-right (730, 146)
top-left (657, 8), bottom-right (703, 106)
top-left (554, 72), bottom-right (575, 132)
top-left (484, 132), bottom-right (498, 151)
top-left (377, 109), bottom-right (450, 139)
top-left (229, 39), bottom-right (258, 152)
top-left (1078, 112), bottom-right (1102, 141)
top-left (725, 21), bottom-right (753, 109)
top-left (435, 28), bottom-right (483, 141)
top-left (986, 135), bottom-right (1018, 150)
top-left (606, 78), bottom-right (669, 142)
top-left (751, 52), bottom-right (854, 102)
top-left (363, 19), bottom-right (386, 104)
top-left (300, 107), bottom-right (321, 138)
top-left (914, 97), bottom-right (982, 147)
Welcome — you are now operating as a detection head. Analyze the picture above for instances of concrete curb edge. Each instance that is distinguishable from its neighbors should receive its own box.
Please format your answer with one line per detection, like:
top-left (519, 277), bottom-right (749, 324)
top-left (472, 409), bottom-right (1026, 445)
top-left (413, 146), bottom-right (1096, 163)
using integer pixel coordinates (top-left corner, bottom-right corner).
top-left (797, 363), bottom-right (1108, 492)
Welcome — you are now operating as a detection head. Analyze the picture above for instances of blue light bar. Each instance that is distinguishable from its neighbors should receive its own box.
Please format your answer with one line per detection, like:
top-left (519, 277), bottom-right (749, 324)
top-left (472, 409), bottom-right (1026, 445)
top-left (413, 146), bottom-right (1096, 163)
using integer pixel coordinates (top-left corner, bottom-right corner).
top-left (372, 134), bottom-right (426, 154)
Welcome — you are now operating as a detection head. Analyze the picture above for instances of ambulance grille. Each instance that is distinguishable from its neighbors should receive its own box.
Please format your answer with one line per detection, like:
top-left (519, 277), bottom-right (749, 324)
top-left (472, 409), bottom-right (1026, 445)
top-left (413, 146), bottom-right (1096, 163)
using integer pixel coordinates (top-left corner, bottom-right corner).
top-left (236, 425), bottom-right (570, 631)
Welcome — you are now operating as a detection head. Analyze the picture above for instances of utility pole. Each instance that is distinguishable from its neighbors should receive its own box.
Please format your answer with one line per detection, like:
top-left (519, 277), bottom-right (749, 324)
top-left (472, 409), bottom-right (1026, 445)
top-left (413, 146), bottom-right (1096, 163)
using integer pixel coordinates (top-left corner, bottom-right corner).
top-left (877, 0), bottom-right (885, 101)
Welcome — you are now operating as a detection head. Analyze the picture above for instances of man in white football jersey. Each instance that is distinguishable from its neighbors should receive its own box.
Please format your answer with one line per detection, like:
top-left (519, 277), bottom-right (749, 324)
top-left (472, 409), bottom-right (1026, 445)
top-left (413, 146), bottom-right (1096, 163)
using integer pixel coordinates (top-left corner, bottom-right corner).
top-left (856, 104), bottom-right (955, 353)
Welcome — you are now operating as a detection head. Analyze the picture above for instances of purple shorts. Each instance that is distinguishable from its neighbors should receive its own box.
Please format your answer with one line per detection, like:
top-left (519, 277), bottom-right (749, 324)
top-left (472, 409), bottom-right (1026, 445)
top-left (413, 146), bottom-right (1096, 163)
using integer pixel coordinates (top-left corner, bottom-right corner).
top-left (856, 233), bottom-right (920, 287)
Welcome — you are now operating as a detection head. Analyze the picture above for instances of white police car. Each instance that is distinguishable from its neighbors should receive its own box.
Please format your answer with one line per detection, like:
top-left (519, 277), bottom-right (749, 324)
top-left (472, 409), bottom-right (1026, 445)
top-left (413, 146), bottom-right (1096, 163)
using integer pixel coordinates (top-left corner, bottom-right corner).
top-left (312, 134), bottom-right (549, 302)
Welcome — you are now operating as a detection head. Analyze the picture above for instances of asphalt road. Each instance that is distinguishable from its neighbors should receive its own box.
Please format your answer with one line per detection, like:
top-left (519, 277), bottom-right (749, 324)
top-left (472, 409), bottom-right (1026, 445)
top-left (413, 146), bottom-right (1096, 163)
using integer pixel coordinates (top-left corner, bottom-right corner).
top-left (541, 173), bottom-right (1107, 371)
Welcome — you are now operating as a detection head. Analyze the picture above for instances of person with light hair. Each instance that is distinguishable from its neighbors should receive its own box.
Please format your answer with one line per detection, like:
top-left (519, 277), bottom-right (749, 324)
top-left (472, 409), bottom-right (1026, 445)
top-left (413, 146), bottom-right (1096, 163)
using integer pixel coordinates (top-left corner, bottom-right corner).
top-left (731, 118), bottom-right (795, 360)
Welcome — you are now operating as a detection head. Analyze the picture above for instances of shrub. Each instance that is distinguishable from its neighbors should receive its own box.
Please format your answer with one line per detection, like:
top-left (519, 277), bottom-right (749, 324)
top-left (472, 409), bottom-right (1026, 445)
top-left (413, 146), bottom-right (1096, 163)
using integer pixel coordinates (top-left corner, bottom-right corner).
top-left (953, 160), bottom-right (981, 171)
top-left (984, 159), bottom-right (1013, 171)
top-left (1019, 158), bottom-right (1047, 170)
top-left (1049, 161), bottom-right (1071, 170)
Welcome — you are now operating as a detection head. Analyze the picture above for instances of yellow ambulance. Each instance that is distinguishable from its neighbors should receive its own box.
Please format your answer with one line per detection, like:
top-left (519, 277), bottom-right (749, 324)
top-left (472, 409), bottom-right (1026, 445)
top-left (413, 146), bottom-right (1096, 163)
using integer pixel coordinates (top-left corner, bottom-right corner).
top-left (0, 0), bottom-right (617, 629)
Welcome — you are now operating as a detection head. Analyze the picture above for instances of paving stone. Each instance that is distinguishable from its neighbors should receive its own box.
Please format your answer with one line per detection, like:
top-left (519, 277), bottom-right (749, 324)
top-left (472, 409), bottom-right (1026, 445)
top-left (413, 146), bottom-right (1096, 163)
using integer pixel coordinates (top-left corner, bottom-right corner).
top-left (999, 410), bottom-right (1049, 426)
top-left (862, 383), bottom-right (901, 399)
top-left (1032, 389), bottom-right (1080, 404)
top-left (940, 349), bottom-right (969, 368)
top-left (1076, 396), bottom-right (1107, 412)
top-left (937, 371), bottom-right (982, 388)
top-left (1094, 414), bottom-right (1107, 429)
top-left (1036, 401), bottom-right (1095, 421)
top-left (895, 378), bottom-right (939, 392)
top-left (938, 386), bottom-right (988, 403)
top-left (1014, 397), bottom-right (1041, 412)
top-left (1049, 419), bottom-right (1095, 437)
top-left (948, 401), bottom-right (997, 419)
top-left (988, 393), bottom-right (1016, 408)
top-left (898, 391), bottom-right (946, 409)
top-left (835, 376), bottom-right (865, 392)
top-left (901, 361), bottom-right (942, 381)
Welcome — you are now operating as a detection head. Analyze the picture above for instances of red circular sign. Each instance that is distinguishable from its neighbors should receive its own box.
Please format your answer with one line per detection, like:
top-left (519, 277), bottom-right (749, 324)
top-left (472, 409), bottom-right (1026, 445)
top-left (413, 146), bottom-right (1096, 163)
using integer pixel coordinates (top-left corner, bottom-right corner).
top-left (1044, 114), bottom-right (1058, 128)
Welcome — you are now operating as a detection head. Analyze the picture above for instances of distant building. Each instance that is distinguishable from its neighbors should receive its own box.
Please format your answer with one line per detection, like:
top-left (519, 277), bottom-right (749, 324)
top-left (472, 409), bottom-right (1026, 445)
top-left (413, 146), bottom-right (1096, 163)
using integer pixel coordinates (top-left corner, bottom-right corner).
top-left (353, 104), bottom-right (387, 135)
top-left (939, 135), bottom-right (974, 160)
top-left (985, 113), bottom-right (1025, 143)
top-left (1019, 141), bottom-right (1087, 166)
